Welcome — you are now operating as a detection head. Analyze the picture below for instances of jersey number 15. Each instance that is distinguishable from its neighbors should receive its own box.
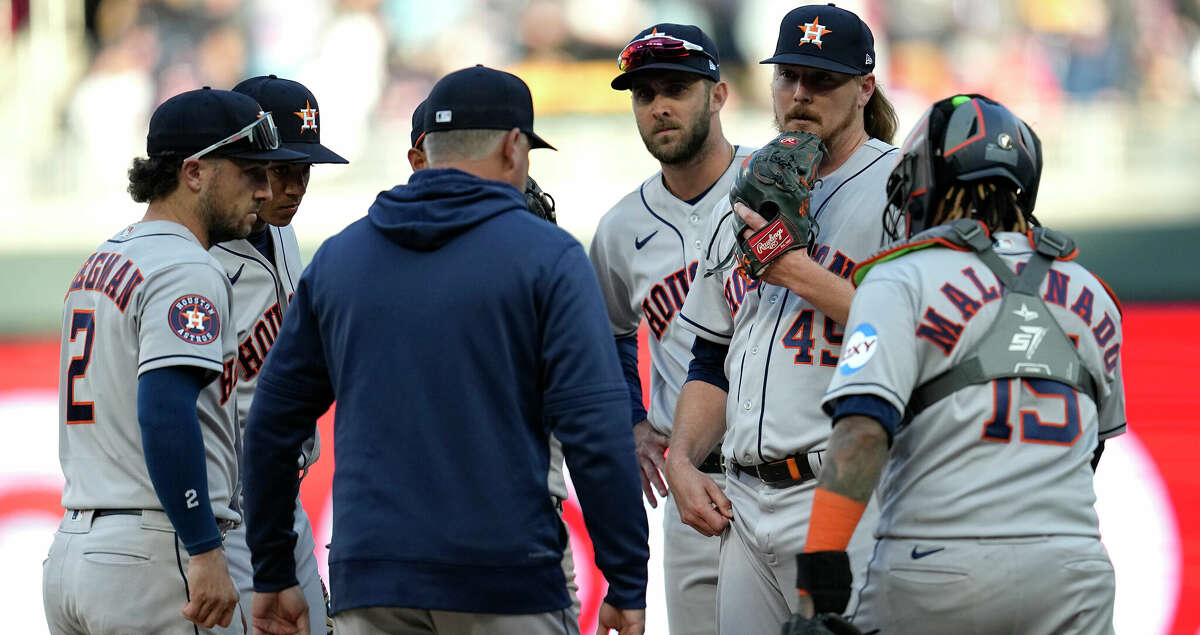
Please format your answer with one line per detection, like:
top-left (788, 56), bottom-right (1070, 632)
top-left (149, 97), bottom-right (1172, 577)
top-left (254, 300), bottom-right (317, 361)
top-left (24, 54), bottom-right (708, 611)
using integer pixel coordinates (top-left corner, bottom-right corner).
top-left (982, 378), bottom-right (1081, 445)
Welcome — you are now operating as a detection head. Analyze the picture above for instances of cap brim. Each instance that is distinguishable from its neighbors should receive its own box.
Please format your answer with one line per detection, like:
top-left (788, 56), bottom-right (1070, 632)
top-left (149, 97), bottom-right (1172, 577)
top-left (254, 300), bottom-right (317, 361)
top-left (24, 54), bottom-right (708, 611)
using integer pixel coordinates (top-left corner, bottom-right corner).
top-left (611, 62), bottom-right (716, 90)
top-left (281, 141), bottom-right (349, 164)
top-left (527, 130), bottom-right (556, 151)
top-left (759, 54), bottom-right (868, 76)
top-left (222, 147), bottom-right (310, 161)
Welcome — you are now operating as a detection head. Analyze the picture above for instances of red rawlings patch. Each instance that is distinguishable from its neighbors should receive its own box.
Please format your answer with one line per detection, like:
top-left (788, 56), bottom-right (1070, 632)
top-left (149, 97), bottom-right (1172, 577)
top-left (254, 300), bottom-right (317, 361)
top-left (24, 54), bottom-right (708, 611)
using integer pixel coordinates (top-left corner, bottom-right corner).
top-left (167, 294), bottom-right (221, 345)
top-left (748, 218), bottom-right (795, 263)
top-left (780, 137), bottom-right (799, 146)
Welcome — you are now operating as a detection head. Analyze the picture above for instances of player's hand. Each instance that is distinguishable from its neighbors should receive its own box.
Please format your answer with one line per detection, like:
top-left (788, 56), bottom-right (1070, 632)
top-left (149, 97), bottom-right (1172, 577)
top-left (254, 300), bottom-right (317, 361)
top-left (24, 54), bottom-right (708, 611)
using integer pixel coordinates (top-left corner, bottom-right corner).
top-left (251, 585), bottom-right (310, 635)
top-left (633, 420), bottom-right (670, 507)
top-left (596, 603), bottom-right (646, 635)
top-left (181, 546), bottom-right (240, 629)
top-left (664, 453), bottom-right (733, 537)
top-left (733, 201), bottom-right (818, 289)
top-left (797, 591), bottom-right (815, 619)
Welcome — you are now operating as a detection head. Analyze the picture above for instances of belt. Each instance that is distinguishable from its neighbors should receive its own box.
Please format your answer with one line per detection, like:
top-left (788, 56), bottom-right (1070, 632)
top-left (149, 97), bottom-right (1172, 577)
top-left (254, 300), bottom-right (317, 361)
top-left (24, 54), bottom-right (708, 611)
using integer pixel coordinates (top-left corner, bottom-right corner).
top-left (91, 509), bottom-right (238, 535)
top-left (698, 451), bottom-right (724, 474)
top-left (93, 508), bottom-right (143, 518)
top-left (731, 451), bottom-right (822, 487)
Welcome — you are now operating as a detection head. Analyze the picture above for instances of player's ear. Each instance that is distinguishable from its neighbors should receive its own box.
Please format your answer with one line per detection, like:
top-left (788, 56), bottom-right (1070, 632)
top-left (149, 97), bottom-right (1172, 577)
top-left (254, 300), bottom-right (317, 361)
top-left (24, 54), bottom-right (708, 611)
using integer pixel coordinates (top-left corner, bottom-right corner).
top-left (857, 74), bottom-right (875, 109)
top-left (179, 158), bottom-right (206, 193)
top-left (500, 128), bottom-right (523, 169)
top-left (710, 80), bottom-right (729, 112)
top-left (407, 147), bottom-right (427, 172)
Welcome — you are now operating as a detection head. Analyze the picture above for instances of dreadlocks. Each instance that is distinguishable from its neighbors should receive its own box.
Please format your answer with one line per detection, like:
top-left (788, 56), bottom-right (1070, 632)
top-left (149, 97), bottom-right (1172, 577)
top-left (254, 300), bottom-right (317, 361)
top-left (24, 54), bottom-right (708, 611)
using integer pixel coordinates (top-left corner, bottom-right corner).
top-left (932, 180), bottom-right (1039, 234)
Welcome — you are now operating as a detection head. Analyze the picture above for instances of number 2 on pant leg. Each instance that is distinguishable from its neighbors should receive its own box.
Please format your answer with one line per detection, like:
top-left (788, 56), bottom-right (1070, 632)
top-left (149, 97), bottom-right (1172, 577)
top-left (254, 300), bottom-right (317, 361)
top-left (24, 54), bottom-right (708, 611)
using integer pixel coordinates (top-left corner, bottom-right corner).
top-left (66, 309), bottom-right (96, 424)
top-left (981, 378), bottom-right (1081, 445)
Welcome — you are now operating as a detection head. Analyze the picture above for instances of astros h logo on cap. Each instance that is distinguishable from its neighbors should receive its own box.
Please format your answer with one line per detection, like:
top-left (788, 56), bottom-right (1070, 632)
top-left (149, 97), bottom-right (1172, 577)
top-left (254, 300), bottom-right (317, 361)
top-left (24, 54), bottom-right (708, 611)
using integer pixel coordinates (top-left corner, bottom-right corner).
top-left (232, 75), bottom-right (349, 164)
top-left (798, 16), bottom-right (831, 49)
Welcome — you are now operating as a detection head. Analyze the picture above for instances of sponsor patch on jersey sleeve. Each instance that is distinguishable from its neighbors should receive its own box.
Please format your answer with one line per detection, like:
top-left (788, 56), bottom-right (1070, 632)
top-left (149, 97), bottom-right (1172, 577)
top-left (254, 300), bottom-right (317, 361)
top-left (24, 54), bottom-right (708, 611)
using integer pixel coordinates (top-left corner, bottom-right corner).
top-left (167, 294), bottom-right (221, 345)
top-left (838, 323), bottom-right (878, 375)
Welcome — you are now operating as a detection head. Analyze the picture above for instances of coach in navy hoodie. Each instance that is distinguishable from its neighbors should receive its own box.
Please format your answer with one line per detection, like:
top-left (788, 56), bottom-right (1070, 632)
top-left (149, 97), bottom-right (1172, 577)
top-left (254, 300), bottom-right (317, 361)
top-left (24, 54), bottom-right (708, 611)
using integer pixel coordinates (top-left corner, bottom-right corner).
top-left (241, 66), bottom-right (649, 634)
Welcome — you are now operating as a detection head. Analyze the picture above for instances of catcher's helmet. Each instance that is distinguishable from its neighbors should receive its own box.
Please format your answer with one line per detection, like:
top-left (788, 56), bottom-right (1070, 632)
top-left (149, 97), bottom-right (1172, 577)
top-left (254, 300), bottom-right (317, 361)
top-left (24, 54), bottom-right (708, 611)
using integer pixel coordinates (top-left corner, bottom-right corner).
top-left (884, 94), bottom-right (1042, 239)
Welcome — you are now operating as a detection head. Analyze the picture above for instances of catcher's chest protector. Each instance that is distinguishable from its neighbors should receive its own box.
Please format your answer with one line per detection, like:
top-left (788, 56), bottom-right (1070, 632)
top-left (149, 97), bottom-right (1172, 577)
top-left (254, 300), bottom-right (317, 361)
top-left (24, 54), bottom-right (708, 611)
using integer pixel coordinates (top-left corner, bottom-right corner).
top-left (892, 219), bottom-right (1100, 419)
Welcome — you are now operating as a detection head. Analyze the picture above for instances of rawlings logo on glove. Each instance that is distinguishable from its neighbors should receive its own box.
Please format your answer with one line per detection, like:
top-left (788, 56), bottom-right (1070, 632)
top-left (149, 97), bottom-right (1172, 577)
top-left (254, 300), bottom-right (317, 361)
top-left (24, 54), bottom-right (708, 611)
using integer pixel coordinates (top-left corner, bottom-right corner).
top-left (710, 131), bottom-right (823, 280)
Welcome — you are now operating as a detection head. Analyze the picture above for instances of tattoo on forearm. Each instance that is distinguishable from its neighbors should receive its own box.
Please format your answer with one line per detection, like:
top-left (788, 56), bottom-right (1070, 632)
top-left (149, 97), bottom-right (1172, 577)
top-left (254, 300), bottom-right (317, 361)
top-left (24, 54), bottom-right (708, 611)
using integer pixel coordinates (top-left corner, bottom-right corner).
top-left (817, 417), bottom-right (888, 503)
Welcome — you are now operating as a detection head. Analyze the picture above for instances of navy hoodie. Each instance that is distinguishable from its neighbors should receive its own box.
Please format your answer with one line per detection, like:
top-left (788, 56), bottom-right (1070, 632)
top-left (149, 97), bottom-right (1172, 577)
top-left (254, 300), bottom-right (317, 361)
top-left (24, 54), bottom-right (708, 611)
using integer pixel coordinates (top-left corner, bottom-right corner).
top-left (242, 168), bottom-right (648, 615)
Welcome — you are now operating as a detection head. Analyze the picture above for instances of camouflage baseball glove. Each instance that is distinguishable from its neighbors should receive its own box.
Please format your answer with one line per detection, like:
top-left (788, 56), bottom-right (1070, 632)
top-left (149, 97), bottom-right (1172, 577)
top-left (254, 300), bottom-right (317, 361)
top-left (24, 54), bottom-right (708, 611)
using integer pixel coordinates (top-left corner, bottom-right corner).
top-left (716, 131), bottom-right (823, 279)
top-left (525, 176), bottom-right (556, 225)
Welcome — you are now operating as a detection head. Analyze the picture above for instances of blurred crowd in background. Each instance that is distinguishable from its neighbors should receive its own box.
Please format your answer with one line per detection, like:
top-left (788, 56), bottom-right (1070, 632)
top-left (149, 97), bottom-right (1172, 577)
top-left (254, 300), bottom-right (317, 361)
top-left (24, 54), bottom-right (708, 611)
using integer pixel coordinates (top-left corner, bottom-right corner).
top-left (2, 0), bottom-right (1200, 240)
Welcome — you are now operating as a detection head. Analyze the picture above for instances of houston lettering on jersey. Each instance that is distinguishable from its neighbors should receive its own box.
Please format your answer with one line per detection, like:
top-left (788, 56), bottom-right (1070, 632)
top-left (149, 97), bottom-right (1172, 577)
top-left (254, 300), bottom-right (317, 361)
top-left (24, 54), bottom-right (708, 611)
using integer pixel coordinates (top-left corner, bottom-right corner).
top-left (237, 301), bottom-right (284, 380)
top-left (64, 251), bottom-right (146, 312)
top-left (721, 240), bottom-right (855, 316)
top-left (643, 262), bottom-right (700, 340)
top-left (916, 265), bottom-right (1121, 371)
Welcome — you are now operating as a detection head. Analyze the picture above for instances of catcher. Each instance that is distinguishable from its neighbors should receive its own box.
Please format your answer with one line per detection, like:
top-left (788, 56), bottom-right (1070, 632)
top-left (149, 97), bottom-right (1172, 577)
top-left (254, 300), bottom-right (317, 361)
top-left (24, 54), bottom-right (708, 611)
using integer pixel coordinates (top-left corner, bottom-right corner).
top-left (784, 94), bottom-right (1125, 634)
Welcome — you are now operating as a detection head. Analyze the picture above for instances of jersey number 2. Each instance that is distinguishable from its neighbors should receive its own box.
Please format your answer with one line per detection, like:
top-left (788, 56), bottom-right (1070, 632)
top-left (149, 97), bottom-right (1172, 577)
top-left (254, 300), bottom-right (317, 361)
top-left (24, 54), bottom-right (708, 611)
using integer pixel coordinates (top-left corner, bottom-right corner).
top-left (66, 310), bottom-right (96, 424)
top-left (982, 378), bottom-right (1081, 445)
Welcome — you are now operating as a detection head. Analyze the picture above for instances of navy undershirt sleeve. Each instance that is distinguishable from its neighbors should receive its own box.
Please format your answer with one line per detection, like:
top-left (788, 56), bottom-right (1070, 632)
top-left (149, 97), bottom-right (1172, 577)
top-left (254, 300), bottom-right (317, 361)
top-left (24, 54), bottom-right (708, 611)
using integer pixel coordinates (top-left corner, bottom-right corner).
top-left (137, 366), bottom-right (223, 555)
top-left (686, 336), bottom-right (730, 392)
top-left (831, 395), bottom-right (901, 445)
top-left (615, 335), bottom-right (647, 426)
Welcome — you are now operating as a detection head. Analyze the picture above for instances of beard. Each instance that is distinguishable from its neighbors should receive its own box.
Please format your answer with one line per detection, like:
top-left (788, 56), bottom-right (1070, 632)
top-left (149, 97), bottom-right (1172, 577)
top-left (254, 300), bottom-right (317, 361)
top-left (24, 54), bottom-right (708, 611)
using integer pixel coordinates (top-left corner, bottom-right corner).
top-left (199, 186), bottom-right (255, 245)
top-left (640, 104), bottom-right (713, 166)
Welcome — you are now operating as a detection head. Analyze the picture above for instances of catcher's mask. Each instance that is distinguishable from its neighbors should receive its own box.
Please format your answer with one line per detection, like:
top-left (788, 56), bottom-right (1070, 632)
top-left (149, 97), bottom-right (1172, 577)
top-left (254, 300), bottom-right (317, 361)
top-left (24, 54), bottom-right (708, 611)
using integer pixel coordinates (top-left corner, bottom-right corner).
top-left (883, 94), bottom-right (1042, 240)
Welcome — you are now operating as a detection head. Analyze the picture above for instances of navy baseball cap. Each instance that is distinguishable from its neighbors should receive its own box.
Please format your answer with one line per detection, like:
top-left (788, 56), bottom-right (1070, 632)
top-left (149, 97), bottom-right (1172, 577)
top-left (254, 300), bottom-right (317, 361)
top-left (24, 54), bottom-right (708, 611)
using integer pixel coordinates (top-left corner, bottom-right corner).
top-left (423, 65), bottom-right (554, 150)
top-left (611, 23), bottom-right (720, 90)
top-left (761, 4), bottom-right (875, 76)
top-left (147, 87), bottom-right (306, 161)
top-left (232, 75), bottom-right (348, 164)
top-left (410, 99), bottom-right (427, 149)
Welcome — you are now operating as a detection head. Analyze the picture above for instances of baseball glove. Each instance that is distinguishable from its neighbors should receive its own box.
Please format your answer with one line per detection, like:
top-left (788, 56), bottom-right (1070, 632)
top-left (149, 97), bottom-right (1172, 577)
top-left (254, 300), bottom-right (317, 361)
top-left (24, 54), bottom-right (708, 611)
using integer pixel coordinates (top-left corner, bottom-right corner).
top-left (713, 131), bottom-right (823, 279)
top-left (781, 612), bottom-right (863, 635)
top-left (525, 176), bottom-right (557, 225)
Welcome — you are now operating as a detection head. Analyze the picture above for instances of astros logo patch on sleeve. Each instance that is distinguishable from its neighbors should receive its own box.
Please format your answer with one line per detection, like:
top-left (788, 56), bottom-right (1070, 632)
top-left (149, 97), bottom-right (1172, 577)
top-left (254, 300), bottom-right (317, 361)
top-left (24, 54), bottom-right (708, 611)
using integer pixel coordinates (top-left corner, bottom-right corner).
top-left (838, 323), bottom-right (878, 375)
top-left (168, 295), bottom-right (221, 344)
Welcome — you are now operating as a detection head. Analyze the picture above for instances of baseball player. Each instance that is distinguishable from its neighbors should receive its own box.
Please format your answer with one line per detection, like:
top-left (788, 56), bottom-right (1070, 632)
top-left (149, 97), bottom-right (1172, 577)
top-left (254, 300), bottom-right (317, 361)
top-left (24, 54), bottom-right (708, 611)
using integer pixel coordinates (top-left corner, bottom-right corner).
top-left (589, 23), bottom-right (750, 635)
top-left (662, 5), bottom-right (899, 634)
top-left (214, 75), bottom-right (348, 635)
top-left (787, 94), bottom-right (1124, 635)
top-left (43, 87), bottom-right (304, 634)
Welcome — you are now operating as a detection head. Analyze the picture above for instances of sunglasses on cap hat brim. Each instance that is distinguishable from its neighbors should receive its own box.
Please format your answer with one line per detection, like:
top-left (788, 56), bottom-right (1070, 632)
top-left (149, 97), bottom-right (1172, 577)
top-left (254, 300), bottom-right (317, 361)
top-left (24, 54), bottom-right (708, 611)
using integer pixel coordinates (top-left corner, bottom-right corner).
top-left (618, 34), bottom-right (716, 73)
top-left (186, 112), bottom-right (304, 161)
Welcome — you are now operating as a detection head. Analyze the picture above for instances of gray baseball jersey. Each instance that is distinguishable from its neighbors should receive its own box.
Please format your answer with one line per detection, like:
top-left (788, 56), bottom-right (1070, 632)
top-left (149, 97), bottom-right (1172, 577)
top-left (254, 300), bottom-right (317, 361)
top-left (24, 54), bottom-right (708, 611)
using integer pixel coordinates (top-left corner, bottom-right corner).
top-left (823, 231), bottom-right (1126, 539)
top-left (212, 224), bottom-right (330, 635)
top-left (678, 139), bottom-right (897, 464)
top-left (589, 145), bottom-right (754, 435)
top-left (210, 226), bottom-right (302, 428)
top-left (58, 220), bottom-right (241, 521)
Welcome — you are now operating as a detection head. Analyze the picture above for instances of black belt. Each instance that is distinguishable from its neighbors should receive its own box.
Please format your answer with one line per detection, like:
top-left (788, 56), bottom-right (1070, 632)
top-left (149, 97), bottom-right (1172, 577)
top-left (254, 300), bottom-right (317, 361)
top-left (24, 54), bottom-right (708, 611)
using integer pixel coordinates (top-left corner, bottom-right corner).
top-left (698, 451), bottom-right (724, 474)
top-left (93, 509), bottom-right (142, 518)
top-left (91, 509), bottom-right (238, 534)
top-left (731, 452), bottom-right (821, 487)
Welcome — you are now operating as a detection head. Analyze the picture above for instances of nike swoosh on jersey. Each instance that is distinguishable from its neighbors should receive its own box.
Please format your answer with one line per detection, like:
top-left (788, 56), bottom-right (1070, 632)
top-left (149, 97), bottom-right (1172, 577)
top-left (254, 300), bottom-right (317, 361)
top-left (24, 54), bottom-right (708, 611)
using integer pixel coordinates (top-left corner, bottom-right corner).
top-left (910, 546), bottom-right (945, 559)
top-left (634, 231), bottom-right (659, 250)
top-left (227, 264), bottom-right (245, 285)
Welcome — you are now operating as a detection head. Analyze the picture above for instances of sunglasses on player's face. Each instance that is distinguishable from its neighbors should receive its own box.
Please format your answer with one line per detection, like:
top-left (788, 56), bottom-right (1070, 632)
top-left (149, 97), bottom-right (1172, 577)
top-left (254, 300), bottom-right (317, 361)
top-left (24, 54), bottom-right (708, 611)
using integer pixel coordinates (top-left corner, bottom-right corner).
top-left (187, 112), bottom-right (282, 161)
top-left (618, 34), bottom-right (715, 73)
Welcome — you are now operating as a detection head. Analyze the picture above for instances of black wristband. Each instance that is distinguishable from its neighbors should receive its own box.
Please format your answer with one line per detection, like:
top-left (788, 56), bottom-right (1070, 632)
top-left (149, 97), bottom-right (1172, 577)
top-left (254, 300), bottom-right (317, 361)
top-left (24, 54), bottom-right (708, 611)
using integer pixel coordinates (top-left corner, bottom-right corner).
top-left (795, 550), bottom-right (853, 615)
